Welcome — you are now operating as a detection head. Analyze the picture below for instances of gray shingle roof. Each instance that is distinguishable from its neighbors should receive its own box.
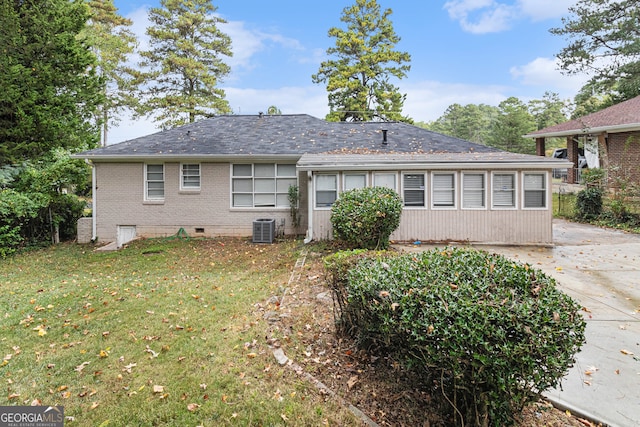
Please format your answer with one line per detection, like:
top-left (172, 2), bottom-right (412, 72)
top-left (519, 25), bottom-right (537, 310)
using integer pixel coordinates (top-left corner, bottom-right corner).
top-left (77, 114), bottom-right (503, 159)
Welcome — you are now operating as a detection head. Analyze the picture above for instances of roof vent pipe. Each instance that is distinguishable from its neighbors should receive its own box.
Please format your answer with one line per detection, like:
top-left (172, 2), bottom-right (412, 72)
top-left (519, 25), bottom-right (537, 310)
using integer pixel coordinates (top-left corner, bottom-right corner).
top-left (382, 129), bottom-right (388, 145)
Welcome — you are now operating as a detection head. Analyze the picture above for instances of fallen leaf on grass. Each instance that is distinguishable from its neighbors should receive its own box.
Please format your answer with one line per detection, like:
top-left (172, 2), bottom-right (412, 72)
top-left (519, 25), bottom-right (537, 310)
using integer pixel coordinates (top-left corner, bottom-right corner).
top-left (122, 363), bottom-right (136, 374)
top-left (187, 403), bottom-right (200, 412)
top-left (75, 362), bottom-right (90, 373)
top-left (90, 402), bottom-right (99, 410)
top-left (152, 385), bottom-right (164, 393)
top-left (347, 375), bottom-right (358, 390)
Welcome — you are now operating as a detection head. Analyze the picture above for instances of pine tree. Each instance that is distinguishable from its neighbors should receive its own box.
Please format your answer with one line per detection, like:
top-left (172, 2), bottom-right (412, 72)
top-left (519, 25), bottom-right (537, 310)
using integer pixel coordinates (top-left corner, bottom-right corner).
top-left (552, 0), bottom-right (640, 102)
top-left (84, 0), bottom-right (138, 146)
top-left (137, 0), bottom-right (233, 130)
top-left (312, 0), bottom-right (411, 122)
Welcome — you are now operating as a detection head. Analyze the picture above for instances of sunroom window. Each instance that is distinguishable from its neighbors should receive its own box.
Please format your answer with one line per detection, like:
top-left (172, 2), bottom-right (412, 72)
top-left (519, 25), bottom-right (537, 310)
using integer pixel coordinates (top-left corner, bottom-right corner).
top-left (492, 173), bottom-right (515, 208)
top-left (315, 174), bottom-right (337, 208)
top-left (462, 173), bottom-right (485, 209)
top-left (523, 173), bottom-right (546, 208)
top-left (432, 173), bottom-right (455, 208)
top-left (403, 173), bottom-right (425, 207)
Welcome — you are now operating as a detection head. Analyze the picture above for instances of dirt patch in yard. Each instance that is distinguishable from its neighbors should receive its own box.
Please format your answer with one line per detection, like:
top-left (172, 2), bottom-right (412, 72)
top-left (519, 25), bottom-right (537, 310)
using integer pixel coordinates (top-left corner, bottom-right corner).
top-left (260, 244), bottom-right (599, 427)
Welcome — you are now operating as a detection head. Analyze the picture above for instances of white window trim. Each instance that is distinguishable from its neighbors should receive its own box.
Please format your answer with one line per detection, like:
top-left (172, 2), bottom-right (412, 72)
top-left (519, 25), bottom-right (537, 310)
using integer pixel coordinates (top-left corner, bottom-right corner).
top-left (144, 163), bottom-right (165, 202)
top-left (180, 163), bottom-right (201, 191)
top-left (314, 173), bottom-right (338, 210)
top-left (491, 171), bottom-right (517, 210)
top-left (431, 171), bottom-right (457, 209)
top-left (522, 172), bottom-right (548, 210)
top-left (230, 163), bottom-right (297, 209)
top-left (402, 172), bottom-right (427, 209)
top-left (461, 172), bottom-right (487, 210)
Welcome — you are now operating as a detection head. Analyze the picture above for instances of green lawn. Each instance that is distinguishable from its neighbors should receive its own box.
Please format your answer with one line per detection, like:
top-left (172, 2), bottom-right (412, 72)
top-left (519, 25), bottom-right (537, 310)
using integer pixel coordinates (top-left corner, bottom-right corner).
top-left (0, 238), bottom-right (357, 426)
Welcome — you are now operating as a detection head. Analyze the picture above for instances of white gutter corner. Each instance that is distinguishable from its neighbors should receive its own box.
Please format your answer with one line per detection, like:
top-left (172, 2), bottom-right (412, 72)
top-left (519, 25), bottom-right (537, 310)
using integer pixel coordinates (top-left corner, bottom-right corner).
top-left (303, 170), bottom-right (313, 244)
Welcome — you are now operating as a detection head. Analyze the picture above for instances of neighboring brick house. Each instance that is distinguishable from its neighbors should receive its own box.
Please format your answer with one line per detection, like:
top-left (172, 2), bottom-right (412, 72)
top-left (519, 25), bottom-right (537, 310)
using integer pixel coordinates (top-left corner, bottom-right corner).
top-left (74, 114), bottom-right (568, 247)
top-left (525, 95), bottom-right (640, 186)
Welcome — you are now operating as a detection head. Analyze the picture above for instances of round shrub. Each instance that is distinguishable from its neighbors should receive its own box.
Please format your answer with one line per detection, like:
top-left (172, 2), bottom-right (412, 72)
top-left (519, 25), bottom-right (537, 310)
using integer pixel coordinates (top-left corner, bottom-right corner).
top-left (330, 186), bottom-right (402, 250)
top-left (342, 247), bottom-right (586, 426)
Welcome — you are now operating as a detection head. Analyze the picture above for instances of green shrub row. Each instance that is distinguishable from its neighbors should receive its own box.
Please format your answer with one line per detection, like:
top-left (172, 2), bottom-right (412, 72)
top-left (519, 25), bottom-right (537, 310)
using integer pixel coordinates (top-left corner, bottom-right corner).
top-left (325, 247), bottom-right (586, 426)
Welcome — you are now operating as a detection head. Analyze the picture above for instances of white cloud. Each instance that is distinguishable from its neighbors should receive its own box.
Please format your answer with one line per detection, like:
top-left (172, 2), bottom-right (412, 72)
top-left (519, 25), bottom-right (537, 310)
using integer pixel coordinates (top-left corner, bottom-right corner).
top-left (510, 57), bottom-right (587, 96)
top-left (444, 0), bottom-right (518, 34)
top-left (400, 80), bottom-right (511, 122)
top-left (517, 0), bottom-right (576, 21)
top-left (444, 0), bottom-right (575, 33)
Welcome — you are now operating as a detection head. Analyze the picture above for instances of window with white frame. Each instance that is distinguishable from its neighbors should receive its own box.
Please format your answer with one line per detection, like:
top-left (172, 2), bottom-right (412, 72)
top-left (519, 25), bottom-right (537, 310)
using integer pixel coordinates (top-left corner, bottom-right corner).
top-left (403, 173), bottom-right (425, 207)
top-left (231, 163), bottom-right (297, 208)
top-left (181, 164), bottom-right (200, 190)
top-left (462, 173), bottom-right (485, 209)
top-left (432, 172), bottom-right (456, 208)
top-left (344, 173), bottom-right (367, 191)
top-left (523, 173), bottom-right (546, 208)
top-left (492, 173), bottom-right (516, 208)
top-left (315, 174), bottom-right (337, 208)
top-left (145, 164), bottom-right (164, 200)
top-left (374, 172), bottom-right (396, 190)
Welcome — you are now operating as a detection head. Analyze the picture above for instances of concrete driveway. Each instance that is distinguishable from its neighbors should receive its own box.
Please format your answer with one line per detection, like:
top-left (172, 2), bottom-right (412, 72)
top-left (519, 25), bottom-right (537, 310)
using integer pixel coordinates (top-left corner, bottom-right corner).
top-left (398, 219), bottom-right (640, 426)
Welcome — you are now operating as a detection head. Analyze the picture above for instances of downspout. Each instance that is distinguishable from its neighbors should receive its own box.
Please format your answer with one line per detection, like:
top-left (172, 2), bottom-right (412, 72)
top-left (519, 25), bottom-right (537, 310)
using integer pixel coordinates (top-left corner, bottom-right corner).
top-left (303, 170), bottom-right (314, 244)
top-left (86, 159), bottom-right (97, 241)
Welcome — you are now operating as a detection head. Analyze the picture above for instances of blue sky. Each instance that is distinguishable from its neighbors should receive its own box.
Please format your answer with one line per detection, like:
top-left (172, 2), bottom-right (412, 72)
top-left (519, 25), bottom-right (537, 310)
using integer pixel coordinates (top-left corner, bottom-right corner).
top-left (109, 0), bottom-right (585, 144)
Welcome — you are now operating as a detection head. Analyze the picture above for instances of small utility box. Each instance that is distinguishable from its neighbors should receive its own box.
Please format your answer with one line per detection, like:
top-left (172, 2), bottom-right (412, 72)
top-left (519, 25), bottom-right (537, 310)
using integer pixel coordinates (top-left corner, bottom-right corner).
top-left (253, 218), bottom-right (275, 243)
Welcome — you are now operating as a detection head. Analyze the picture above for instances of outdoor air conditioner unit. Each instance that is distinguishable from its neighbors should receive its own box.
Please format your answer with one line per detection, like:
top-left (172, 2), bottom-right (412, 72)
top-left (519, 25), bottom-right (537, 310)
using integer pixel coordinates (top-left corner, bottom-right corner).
top-left (252, 218), bottom-right (275, 243)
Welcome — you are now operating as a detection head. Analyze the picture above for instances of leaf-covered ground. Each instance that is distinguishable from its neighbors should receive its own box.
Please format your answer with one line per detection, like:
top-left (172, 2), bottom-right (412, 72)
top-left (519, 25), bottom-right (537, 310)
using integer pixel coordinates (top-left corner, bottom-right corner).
top-left (0, 238), bottom-right (600, 426)
top-left (266, 243), bottom-right (600, 427)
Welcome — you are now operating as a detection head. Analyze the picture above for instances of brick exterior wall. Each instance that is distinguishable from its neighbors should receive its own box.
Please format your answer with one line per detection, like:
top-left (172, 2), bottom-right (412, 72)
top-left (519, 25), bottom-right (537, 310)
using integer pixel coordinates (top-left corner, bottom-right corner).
top-left (606, 132), bottom-right (640, 187)
top-left (93, 162), bottom-right (307, 243)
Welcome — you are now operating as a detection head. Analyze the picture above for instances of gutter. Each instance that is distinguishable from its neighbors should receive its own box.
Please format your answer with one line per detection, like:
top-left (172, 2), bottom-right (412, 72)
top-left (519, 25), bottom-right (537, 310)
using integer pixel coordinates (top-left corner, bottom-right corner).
top-left (524, 122), bottom-right (640, 139)
top-left (85, 159), bottom-right (97, 241)
top-left (303, 170), bottom-right (314, 244)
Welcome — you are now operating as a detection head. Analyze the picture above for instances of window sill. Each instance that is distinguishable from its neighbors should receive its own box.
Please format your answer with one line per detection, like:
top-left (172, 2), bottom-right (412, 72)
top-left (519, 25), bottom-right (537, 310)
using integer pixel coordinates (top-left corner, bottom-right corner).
top-left (143, 200), bottom-right (165, 205)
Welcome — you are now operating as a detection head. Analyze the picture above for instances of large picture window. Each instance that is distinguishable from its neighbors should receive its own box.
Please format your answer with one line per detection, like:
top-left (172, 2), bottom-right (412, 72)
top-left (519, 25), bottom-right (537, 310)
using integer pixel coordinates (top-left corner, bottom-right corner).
top-left (315, 174), bottom-right (337, 208)
top-left (462, 173), bottom-right (485, 209)
top-left (403, 173), bottom-right (425, 207)
top-left (181, 164), bottom-right (200, 190)
top-left (492, 173), bottom-right (515, 208)
top-left (432, 172), bottom-right (456, 208)
top-left (523, 173), bottom-right (546, 208)
top-left (231, 163), bottom-right (297, 208)
top-left (145, 164), bottom-right (164, 200)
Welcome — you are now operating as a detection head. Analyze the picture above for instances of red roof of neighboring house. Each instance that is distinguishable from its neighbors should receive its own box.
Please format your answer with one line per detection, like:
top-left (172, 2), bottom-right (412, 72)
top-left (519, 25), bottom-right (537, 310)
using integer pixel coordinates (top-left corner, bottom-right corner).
top-left (525, 95), bottom-right (640, 138)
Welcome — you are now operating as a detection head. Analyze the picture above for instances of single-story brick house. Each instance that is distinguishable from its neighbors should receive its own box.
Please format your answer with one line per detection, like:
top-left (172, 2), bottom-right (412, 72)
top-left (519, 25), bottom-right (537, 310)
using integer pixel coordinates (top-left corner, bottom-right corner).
top-left (74, 114), bottom-right (569, 246)
top-left (525, 94), bottom-right (640, 186)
